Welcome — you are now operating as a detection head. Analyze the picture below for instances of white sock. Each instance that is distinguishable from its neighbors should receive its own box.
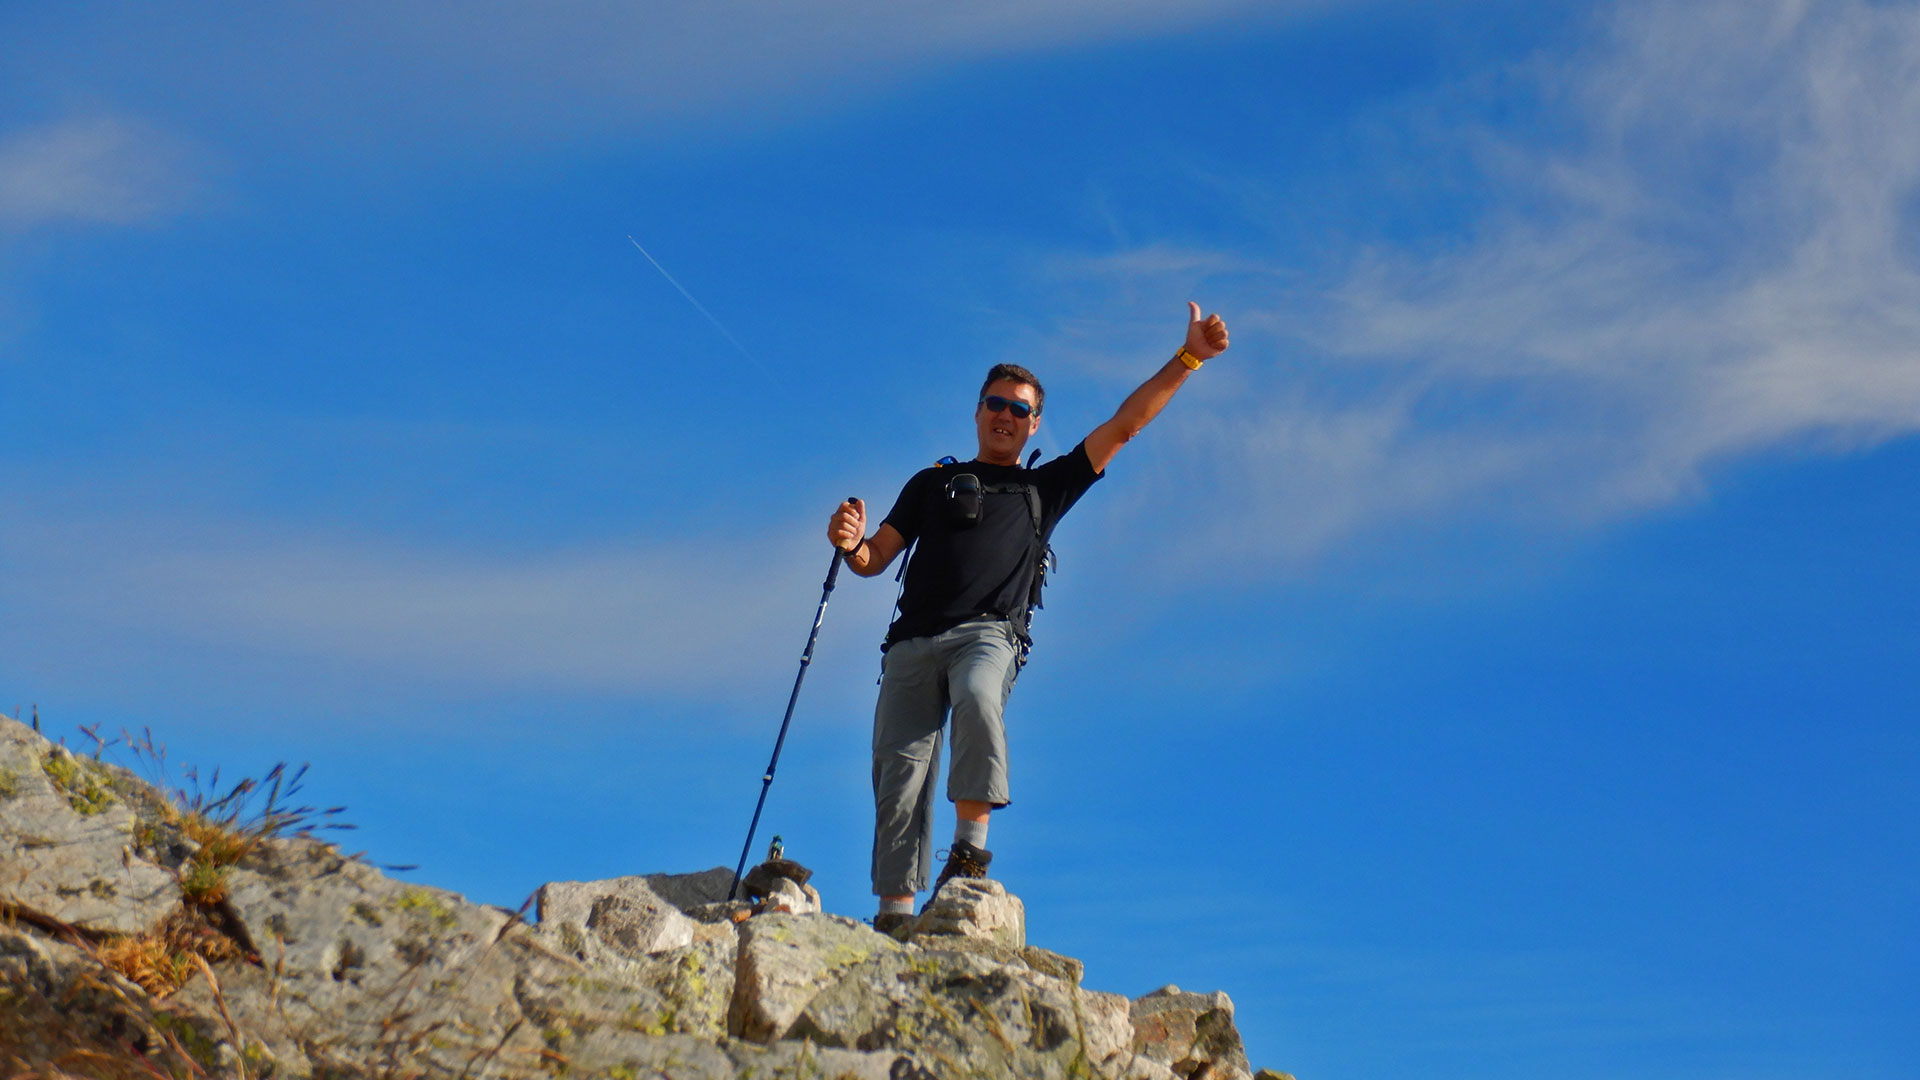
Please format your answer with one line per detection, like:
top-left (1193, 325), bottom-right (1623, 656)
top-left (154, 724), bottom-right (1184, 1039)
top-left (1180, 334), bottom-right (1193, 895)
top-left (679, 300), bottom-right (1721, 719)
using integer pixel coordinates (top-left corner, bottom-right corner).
top-left (879, 897), bottom-right (913, 915)
top-left (954, 819), bottom-right (989, 849)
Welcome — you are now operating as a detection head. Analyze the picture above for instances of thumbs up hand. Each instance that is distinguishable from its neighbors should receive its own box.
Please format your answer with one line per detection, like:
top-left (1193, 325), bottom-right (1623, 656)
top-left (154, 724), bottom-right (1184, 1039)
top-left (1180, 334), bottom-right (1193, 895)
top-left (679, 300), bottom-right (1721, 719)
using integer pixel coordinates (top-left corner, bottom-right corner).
top-left (1185, 301), bottom-right (1229, 361)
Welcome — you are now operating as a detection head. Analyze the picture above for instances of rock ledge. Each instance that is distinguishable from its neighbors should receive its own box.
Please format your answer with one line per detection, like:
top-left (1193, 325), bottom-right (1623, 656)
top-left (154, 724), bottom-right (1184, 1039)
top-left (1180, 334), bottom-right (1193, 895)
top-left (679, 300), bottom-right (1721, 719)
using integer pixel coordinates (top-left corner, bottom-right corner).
top-left (0, 715), bottom-right (1280, 1079)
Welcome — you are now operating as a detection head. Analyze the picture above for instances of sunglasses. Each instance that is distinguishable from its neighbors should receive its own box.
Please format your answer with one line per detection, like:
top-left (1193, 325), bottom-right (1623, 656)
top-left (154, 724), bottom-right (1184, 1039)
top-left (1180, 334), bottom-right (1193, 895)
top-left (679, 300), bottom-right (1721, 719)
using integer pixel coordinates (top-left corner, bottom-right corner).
top-left (979, 395), bottom-right (1036, 420)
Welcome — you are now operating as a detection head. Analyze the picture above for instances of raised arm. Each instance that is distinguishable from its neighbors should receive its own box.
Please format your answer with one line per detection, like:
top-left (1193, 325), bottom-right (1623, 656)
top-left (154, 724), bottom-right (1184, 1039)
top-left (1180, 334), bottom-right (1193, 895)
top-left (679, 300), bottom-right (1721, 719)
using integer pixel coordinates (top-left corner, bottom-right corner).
top-left (827, 497), bottom-right (909, 577)
top-left (1084, 302), bottom-right (1229, 475)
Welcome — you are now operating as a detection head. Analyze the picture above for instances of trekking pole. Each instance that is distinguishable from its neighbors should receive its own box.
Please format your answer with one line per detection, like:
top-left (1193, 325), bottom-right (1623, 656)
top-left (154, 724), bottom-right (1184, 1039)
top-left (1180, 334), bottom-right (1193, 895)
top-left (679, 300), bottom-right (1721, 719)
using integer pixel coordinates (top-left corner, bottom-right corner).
top-left (729, 532), bottom-right (852, 900)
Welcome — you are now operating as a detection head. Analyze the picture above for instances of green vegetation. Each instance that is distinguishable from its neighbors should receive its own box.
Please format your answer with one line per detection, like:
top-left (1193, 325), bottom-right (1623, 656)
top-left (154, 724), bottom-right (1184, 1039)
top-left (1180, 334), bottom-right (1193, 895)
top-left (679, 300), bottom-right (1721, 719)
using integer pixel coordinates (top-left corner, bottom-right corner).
top-left (179, 858), bottom-right (231, 906)
top-left (393, 886), bottom-right (460, 929)
top-left (41, 751), bottom-right (116, 815)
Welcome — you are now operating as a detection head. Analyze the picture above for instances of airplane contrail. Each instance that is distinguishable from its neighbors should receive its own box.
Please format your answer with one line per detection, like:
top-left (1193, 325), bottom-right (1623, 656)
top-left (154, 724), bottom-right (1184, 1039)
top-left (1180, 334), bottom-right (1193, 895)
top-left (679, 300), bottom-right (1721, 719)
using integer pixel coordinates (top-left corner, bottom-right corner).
top-left (627, 235), bottom-right (769, 376)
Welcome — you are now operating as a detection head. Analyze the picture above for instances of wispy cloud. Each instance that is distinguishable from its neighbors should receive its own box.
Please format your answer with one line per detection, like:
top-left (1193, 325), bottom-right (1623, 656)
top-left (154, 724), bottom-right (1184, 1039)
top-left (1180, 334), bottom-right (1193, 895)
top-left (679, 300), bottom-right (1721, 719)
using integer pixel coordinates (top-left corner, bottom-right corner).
top-left (1326, 0), bottom-right (1920, 464)
top-left (1045, 0), bottom-right (1920, 575)
top-left (0, 117), bottom-right (201, 229)
top-left (0, 513), bottom-right (897, 704)
top-left (4, 0), bottom-right (1344, 150)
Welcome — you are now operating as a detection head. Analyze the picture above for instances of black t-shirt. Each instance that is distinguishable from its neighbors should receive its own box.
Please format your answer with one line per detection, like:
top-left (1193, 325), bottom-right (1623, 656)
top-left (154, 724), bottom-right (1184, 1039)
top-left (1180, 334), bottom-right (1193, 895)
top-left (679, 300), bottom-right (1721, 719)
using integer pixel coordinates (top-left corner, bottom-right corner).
top-left (881, 441), bottom-right (1103, 646)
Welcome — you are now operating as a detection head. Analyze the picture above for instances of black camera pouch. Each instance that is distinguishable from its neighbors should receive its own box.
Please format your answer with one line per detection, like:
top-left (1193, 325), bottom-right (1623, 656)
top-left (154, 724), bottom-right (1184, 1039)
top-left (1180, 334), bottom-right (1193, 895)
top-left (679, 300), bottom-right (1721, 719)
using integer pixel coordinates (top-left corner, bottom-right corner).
top-left (946, 473), bottom-right (982, 528)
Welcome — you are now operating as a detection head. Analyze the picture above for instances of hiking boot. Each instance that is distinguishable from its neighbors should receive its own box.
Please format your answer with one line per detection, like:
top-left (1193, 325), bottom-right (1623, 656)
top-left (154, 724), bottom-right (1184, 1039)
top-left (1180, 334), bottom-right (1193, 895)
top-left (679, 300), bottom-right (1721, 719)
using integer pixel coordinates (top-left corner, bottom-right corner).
top-left (872, 911), bottom-right (913, 938)
top-left (924, 838), bottom-right (992, 908)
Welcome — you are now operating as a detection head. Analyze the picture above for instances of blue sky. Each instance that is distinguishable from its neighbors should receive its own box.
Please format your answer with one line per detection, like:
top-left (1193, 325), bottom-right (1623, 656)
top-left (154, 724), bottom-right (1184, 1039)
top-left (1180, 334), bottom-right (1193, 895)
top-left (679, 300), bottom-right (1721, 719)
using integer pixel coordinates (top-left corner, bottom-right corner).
top-left (4, 1), bottom-right (1916, 1076)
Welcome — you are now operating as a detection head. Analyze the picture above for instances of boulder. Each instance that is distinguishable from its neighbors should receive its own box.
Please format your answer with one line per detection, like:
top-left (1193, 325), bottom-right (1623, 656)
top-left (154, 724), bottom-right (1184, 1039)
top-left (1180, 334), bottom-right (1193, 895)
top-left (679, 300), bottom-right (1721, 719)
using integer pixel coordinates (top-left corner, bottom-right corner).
top-left (0, 723), bottom-right (179, 935)
top-left (791, 944), bottom-right (1167, 1080)
top-left (536, 873), bottom-right (700, 960)
top-left (905, 876), bottom-right (1025, 950)
top-left (728, 912), bottom-right (902, 1042)
top-left (642, 865), bottom-right (737, 910)
top-left (1131, 984), bottom-right (1254, 1080)
top-left (648, 933), bottom-right (739, 1035)
top-left (585, 890), bottom-right (697, 957)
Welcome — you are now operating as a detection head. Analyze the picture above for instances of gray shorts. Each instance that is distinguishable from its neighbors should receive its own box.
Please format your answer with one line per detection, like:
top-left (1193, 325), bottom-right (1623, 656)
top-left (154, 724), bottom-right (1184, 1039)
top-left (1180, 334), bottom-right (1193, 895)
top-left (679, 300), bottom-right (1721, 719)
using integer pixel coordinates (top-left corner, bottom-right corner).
top-left (870, 617), bottom-right (1022, 896)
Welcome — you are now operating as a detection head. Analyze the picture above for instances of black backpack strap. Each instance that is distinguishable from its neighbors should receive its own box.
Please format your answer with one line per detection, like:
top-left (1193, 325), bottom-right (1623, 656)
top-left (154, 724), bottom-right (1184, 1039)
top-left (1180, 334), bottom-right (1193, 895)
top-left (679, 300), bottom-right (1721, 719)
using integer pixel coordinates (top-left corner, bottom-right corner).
top-left (980, 480), bottom-right (1052, 649)
top-left (980, 481), bottom-right (1043, 541)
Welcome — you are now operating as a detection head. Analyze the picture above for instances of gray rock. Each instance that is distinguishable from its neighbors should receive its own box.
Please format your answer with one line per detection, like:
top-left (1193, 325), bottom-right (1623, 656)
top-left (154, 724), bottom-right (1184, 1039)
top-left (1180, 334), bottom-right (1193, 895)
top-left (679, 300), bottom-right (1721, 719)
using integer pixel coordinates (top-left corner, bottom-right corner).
top-left (222, 835), bottom-right (533, 1072)
top-left (642, 865), bottom-right (738, 910)
top-left (633, 933), bottom-right (739, 1037)
top-left (0, 721), bottom-right (179, 935)
top-left (728, 912), bottom-right (903, 1043)
top-left (585, 889), bottom-right (697, 957)
top-left (1022, 944), bottom-right (1086, 986)
top-left (537, 873), bottom-right (700, 962)
top-left (1079, 987), bottom-right (1140, 1064)
top-left (1131, 984), bottom-right (1254, 1080)
top-left (791, 943), bottom-right (1158, 1080)
top-left (166, 948), bottom-right (310, 1076)
top-left (498, 941), bottom-right (683, 1059)
top-left (906, 876), bottom-right (1025, 950)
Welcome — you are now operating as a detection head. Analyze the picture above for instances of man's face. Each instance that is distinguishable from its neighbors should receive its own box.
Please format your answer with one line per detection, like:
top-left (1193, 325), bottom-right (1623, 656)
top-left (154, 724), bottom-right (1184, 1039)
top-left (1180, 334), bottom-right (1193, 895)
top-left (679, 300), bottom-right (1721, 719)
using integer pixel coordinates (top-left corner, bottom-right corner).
top-left (974, 377), bottom-right (1041, 465)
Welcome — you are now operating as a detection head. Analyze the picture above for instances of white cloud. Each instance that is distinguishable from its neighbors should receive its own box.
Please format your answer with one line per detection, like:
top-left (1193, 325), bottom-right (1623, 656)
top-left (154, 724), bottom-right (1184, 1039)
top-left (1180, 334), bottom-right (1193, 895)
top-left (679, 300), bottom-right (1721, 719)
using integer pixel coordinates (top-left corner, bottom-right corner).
top-left (1333, 0), bottom-right (1920, 483)
top-left (0, 117), bottom-right (200, 228)
top-left (1046, 0), bottom-right (1920, 574)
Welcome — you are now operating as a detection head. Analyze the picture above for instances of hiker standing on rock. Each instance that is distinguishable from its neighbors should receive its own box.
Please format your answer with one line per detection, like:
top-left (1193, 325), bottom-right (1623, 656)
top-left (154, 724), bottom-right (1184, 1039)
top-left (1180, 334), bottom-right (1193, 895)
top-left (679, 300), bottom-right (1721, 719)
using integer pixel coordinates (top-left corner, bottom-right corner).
top-left (827, 303), bottom-right (1230, 933)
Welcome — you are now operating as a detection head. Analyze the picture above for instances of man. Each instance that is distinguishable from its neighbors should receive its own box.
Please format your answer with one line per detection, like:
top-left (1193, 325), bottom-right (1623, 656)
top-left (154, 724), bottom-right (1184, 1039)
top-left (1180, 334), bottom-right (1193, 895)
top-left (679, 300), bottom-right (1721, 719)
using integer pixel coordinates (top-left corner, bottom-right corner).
top-left (828, 302), bottom-right (1230, 932)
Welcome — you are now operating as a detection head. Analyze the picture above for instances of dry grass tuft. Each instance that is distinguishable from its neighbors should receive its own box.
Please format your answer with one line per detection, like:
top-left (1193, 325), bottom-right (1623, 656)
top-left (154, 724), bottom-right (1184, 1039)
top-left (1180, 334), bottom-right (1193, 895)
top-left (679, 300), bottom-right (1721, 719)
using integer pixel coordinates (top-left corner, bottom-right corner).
top-left (179, 810), bottom-right (256, 869)
top-left (95, 908), bottom-right (243, 999)
top-left (95, 931), bottom-right (199, 999)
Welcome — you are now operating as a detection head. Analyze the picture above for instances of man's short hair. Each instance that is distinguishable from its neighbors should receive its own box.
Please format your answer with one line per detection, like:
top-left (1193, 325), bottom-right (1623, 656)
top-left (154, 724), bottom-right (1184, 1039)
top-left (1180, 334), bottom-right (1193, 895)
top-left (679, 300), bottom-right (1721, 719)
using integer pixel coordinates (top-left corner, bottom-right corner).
top-left (979, 363), bottom-right (1044, 415)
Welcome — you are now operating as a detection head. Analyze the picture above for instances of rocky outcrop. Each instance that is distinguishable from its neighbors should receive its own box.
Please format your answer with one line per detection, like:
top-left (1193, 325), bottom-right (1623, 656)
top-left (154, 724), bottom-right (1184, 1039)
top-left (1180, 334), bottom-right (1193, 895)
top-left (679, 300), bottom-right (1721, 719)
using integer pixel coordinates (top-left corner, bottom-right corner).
top-left (904, 877), bottom-right (1027, 949)
top-left (0, 722), bottom-right (180, 936)
top-left (730, 911), bottom-right (898, 1043)
top-left (0, 715), bottom-right (1279, 1079)
top-left (539, 873), bottom-right (701, 956)
top-left (1131, 985), bottom-right (1256, 1079)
